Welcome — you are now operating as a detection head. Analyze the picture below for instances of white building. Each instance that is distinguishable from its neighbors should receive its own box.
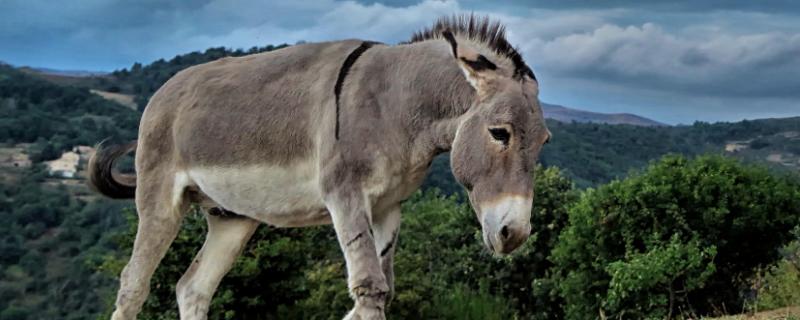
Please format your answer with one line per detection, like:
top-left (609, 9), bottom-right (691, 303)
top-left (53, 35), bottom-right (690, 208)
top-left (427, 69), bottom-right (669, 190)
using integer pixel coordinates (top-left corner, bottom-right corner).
top-left (46, 151), bottom-right (81, 178)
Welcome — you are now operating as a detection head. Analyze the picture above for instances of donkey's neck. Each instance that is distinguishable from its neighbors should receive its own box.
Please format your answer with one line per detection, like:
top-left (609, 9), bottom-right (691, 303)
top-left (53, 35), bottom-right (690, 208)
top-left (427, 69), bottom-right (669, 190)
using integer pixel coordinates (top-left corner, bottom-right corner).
top-left (374, 41), bottom-right (476, 155)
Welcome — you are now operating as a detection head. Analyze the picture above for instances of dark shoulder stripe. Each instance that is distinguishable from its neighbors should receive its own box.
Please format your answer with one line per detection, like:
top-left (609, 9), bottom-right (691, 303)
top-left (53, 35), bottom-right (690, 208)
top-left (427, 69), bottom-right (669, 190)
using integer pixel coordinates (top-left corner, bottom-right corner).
top-left (334, 41), bottom-right (377, 139)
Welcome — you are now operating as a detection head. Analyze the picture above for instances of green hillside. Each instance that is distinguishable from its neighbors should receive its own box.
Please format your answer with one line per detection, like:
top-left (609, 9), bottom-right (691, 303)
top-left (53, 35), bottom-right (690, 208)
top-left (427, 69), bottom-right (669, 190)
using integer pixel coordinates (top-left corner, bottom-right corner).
top-left (1, 47), bottom-right (798, 319)
top-left (0, 65), bottom-right (139, 319)
top-left (425, 117), bottom-right (800, 192)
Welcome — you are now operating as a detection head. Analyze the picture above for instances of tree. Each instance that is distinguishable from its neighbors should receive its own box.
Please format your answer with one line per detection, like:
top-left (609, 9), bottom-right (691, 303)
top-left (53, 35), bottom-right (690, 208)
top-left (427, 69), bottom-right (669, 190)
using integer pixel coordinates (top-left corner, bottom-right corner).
top-left (551, 155), bottom-right (800, 319)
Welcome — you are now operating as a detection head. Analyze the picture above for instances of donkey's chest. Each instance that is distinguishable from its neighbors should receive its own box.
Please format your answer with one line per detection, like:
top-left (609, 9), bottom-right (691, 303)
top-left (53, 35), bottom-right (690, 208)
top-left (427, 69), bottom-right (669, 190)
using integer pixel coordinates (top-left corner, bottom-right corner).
top-left (363, 153), bottom-right (431, 212)
top-left (187, 163), bottom-right (329, 227)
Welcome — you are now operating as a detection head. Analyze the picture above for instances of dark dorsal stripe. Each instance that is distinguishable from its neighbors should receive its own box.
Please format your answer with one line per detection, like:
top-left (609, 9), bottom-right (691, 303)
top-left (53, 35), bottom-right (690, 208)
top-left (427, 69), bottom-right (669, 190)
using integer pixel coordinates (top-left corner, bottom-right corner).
top-left (334, 41), bottom-right (377, 140)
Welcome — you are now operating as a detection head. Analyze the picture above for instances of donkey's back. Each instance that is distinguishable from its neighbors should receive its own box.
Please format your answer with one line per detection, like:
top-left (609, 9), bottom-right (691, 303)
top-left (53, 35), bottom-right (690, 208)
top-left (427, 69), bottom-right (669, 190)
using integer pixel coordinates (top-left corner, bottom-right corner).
top-left (143, 40), bottom-right (363, 168)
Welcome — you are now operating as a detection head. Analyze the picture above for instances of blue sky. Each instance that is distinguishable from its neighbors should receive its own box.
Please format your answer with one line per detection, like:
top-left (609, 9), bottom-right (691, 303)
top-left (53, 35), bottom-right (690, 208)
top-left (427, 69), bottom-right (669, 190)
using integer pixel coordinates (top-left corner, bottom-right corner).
top-left (1, 0), bottom-right (799, 124)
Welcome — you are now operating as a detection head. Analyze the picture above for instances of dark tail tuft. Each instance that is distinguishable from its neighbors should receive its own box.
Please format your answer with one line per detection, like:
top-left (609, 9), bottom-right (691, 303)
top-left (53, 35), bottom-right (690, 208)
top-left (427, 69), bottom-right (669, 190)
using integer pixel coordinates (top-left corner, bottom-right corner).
top-left (87, 140), bottom-right (138, 199)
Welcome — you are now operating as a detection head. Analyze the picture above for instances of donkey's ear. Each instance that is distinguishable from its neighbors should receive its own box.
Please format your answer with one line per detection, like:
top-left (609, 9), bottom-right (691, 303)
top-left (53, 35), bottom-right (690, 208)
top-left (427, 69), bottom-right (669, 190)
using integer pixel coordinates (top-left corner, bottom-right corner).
top-left (442, 30), bottom-right (498, 98)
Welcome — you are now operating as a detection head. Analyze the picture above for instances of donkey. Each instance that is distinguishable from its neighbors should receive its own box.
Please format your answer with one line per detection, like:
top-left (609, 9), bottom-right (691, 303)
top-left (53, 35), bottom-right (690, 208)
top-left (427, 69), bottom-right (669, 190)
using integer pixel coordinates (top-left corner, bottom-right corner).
top-left (89, 16), bottom-right (551, 320)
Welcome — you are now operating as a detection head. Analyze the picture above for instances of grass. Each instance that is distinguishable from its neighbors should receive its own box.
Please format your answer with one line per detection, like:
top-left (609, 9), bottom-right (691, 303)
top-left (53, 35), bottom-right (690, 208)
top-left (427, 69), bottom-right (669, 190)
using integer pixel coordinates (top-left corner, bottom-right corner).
top-left (709, 306), bottom-right (800, 320)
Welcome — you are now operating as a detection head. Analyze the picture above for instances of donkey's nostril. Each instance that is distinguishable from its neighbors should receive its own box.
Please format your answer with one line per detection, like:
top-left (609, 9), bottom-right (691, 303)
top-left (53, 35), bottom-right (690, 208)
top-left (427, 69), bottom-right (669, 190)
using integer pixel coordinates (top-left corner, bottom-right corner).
top-left (500, 225), bottom-right (510, 240)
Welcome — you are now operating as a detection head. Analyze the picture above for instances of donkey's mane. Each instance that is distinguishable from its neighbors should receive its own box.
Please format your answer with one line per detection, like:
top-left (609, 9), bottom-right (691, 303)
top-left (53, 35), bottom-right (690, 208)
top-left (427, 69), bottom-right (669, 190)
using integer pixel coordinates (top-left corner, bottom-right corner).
top-left (410, 15), bottom-right (535, 81)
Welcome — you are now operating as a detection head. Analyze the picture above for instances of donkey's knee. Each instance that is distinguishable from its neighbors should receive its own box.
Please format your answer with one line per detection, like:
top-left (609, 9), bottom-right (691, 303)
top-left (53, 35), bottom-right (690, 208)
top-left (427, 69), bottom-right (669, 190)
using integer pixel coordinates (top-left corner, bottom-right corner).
top-left (345, 288), bottom-right (388, 320)
top-left (349, 274), bottom-right (390, 316)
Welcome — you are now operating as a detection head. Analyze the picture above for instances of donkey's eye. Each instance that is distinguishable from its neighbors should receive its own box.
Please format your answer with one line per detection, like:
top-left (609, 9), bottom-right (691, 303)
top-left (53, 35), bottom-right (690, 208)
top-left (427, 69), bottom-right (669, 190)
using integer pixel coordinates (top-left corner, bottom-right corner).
top-left (488, 128), bottom-right (510, 145)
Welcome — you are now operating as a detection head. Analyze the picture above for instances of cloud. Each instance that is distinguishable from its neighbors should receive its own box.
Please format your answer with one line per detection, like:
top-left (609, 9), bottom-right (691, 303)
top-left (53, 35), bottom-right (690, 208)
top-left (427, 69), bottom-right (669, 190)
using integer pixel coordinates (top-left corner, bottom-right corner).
top-left (517, 22), bottom-right (800, 100)
top-left (0, 0), bottom-right (463, 70)
top-left (186, 0), bottom-right (460, 47)
top-left (0, 0), bottom-right (798, 122)
top-left (488, 0), bottom-right (800, 14)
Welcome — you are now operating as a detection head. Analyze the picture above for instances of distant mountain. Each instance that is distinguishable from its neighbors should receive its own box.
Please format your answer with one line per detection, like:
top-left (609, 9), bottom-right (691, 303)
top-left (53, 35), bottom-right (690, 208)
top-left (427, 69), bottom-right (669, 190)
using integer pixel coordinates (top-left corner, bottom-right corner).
top-left (542, 103), bottom-right (666, 127)
top-left (20, 66), bottom-right (108, 77)
top-left (18, 66), bottom-right (113, 88)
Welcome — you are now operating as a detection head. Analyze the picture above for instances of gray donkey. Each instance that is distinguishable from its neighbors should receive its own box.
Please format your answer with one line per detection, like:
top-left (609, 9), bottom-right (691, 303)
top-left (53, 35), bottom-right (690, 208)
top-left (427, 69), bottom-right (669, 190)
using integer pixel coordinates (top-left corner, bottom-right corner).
top-left (89, 15), bottom-right (551, 320)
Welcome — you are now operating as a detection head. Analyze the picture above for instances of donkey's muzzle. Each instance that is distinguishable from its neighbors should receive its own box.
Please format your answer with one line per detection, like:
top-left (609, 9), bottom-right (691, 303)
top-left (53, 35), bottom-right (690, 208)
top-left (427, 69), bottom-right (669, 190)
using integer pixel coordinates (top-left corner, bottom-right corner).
top-left (480, 195), bottom-right (533, 255)
top-left (485, 222), bottom-right (530, 255)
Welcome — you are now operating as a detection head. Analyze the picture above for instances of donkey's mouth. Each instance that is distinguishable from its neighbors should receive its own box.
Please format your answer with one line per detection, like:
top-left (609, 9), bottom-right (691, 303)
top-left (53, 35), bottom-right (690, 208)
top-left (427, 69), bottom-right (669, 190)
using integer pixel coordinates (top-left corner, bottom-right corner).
top-left (482, 232), bottom-right (497, 253)
top-left (483, 230), bottom-right (528, 255)
top-left (478, 195), bottom-right (533, 255)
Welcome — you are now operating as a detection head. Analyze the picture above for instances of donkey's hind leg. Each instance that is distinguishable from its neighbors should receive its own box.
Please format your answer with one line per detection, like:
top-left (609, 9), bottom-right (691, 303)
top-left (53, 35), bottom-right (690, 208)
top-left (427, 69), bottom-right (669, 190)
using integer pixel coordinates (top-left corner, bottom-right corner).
top-left (176, 213), bottom-right (259, 320)
top-left (111, 179), bottom-right (188, 320)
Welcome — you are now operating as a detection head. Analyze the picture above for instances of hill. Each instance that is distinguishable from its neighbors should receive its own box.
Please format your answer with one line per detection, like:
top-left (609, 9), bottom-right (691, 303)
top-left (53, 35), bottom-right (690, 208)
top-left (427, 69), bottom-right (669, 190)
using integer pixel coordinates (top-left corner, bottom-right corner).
top-left (0, 64), bottom-right (142, 319)
top-left (25, 66), bottom-right (108, 77)
top-left (542, 103), bottom-right (666, 126)
top-left (426, 117), bottom-right (800, 191)
top-left (17, 66), bottom-right (113, 89)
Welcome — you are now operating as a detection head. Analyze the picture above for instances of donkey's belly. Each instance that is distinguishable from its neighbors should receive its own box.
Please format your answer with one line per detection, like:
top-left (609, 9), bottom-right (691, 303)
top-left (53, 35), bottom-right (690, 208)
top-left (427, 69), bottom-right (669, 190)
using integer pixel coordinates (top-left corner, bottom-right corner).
top-left (185, 163), bottom-right (330, 227)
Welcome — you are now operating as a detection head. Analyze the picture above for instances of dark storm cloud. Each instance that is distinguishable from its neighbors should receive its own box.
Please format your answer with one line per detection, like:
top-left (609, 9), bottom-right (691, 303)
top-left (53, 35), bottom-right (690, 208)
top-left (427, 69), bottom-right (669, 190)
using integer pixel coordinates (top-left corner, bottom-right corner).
top-left (354, 0), bottom-right (800, 14)
top-left (507, 0), bottom-right (800, 14)
top-left (0, 0), bottom-right (797, 122)
top-left (518, 22), bottom-right (800, 99)
top-left (0, 0), bottom-right (338, 70)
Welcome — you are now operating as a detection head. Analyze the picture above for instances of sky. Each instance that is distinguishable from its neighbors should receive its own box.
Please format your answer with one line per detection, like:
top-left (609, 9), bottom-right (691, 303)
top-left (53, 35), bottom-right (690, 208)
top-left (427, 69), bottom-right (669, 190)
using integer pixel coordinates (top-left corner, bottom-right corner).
top-left (1, 0), bottom-right (799, 124)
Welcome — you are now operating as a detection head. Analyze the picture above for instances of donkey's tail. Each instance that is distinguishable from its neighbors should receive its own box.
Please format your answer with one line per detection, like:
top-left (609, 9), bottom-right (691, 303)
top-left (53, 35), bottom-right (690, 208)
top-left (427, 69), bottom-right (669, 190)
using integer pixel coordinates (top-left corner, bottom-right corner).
top-left (87, 140), bottom-right (138, 199)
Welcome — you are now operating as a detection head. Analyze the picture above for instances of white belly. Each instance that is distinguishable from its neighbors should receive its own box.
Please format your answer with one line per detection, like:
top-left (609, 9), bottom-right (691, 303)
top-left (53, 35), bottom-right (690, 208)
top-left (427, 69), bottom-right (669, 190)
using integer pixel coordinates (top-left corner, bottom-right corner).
top-left (184, 161), bottom-right (329, 227)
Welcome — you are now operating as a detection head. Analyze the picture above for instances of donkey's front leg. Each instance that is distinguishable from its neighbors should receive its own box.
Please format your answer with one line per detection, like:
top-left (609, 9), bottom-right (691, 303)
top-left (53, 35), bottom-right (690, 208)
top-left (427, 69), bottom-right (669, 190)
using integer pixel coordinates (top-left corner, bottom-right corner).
top-left (325, 189), bottom-right (389, 320)
top-left (372, 205), bottom-right (401, 304)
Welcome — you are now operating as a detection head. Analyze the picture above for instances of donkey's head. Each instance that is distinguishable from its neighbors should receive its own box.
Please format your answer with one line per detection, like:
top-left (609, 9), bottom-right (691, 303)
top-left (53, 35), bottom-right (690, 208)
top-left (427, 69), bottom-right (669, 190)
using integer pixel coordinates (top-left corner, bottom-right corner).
top-left (442, 30), bottom-right (550, 255)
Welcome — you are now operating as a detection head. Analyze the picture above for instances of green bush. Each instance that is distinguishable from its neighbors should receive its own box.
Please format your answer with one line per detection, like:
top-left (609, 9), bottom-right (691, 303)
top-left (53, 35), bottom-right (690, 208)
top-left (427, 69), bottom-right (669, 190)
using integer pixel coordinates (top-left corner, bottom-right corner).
top-left (551, 155), bottom-right (800, 319)
top-left (755, 259), bottom-right (800, 311)
top-left (431, 284), bottom-right (517, 320)
top-left (753, 234), bottom-right (800, 312)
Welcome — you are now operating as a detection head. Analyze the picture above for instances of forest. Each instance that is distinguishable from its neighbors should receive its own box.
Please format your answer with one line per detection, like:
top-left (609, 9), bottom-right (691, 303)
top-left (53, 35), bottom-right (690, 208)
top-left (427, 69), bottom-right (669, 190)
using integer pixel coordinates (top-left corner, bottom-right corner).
top-left (0, 46), bottom-right (798, 319)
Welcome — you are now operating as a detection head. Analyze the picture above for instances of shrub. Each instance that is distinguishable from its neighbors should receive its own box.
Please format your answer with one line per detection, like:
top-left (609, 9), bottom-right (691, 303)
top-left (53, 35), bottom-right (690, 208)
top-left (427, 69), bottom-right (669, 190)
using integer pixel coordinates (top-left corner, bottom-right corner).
top-left (551, 155), bottom-right (800, 319)
top-left (755, 259), bottom-right (800, 312)
top-left (431, 284), bottom-right (517, 320)
top-left (753, 234), bottom-right (800, 312)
